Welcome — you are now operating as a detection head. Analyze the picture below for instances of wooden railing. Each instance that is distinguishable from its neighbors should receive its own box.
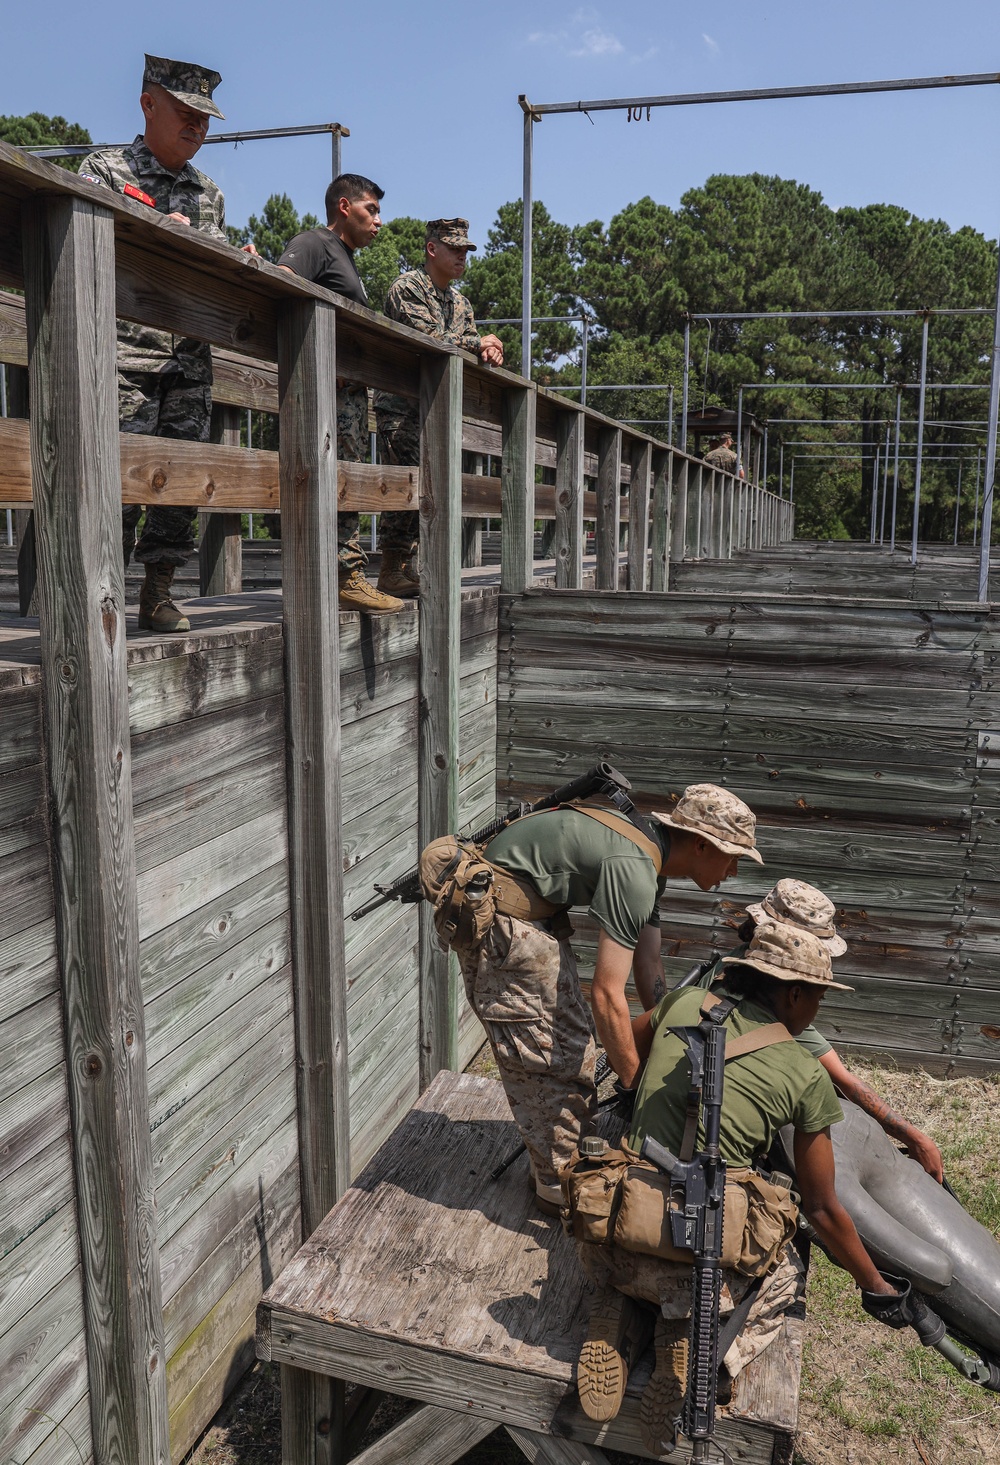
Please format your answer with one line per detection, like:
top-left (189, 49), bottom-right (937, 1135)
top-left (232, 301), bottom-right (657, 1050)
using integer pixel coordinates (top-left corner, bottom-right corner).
top-left (0, 139), bottom-right (792, 1463)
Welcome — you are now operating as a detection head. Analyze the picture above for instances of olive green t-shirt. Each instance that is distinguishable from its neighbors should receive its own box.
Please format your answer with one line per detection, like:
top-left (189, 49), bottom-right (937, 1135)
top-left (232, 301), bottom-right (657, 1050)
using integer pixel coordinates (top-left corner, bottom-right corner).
top-left (696, 948), bottom-right (832, 1059)
top-left (485, 807), bottom-right (667, 949)
top-left (629, 985), bottom-right (843, 1167)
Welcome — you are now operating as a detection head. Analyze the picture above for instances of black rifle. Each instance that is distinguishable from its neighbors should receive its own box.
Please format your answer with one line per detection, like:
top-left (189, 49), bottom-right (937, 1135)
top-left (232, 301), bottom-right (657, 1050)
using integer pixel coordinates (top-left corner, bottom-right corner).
top-left (641, 999), bottom-right (732, 1461)
top-left (489, 954), bottom-right (719, 1184)
top-left (348, 759), bottom-right (637, 921)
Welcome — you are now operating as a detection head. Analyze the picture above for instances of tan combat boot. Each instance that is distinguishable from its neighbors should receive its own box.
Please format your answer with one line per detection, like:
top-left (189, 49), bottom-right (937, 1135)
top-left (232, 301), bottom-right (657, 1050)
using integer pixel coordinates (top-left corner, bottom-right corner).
top-left (640, 1315), bottom-right (689, 1455)
top-left (577, 1287), bottom-right (655, 1423)
top-left (376, 547), bottom-right (420, 599)
top-left (138, 564), bottom-right (190, 633)
top-left (338, 566), bottom-right (404, 615)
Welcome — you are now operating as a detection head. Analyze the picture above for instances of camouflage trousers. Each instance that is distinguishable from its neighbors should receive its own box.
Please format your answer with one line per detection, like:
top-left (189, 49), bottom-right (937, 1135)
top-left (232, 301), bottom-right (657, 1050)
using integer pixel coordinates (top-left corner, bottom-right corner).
top-left (374, 391), bottom-right (420, 554)
top-left (118, 371), bottom-right (211, 568)
top-left (336, 383), bottom-right (370, 571)
top-left (461, 915), bottom-right (598, 1189)
top-left (577, 1239), bottom-right (805, 1379)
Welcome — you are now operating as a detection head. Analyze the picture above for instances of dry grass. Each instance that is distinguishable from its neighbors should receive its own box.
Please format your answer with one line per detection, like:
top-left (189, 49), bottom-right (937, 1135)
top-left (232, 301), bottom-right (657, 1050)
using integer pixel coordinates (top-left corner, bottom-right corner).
top-left (185, 1054), bottom-right (1000, 1465)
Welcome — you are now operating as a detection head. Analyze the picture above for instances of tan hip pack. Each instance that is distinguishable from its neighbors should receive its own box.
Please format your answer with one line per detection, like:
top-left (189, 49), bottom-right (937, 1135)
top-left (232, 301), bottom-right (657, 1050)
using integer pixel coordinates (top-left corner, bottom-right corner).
top-left (561, 1145), bottom-right (798, 1279)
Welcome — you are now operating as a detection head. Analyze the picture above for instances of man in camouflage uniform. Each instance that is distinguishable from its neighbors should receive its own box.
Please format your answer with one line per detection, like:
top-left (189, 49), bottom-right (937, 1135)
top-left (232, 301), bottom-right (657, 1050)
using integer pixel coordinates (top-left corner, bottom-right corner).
top-left (375, 218), bottom-right (505, 598)
top-left (277, 174), bottom-right (402, 614)
top-left (469, 783), bottom-right (762, 1215)
top-left (703, 433), bottom-right (743, 479)
top-left (79, 54), bottom-right (250, 633)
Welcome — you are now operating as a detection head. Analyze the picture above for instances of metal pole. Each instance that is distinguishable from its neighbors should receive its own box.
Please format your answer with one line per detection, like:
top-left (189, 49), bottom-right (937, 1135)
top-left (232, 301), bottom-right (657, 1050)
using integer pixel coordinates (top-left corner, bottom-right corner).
top-left (910, 316), bottom-right (930, 565)
top-left (789, 460), bottom-right (795, 505)
top-left (668, 386), bottom-right (675, 447)
top-left (890, 389), bottom-right (902, 553)
top-left (870, 449), bottom-right (879, 543)
top-left (736, 387), bottom-right (744, 477)
top-left (977, 241), bottom-right (1000, 602)
top-left (778, 441), bottom-right (784, 498)
top-left (880, 426), bottom-right (889, 544)
top-left (762, 427), bottom-right (768, 492)
top-left (521, 104), bottom-right (534, 380)
top-left (974, 450), bottom-right (982, 546)
top-left (680, 320), bottom-right (690, 451)
top-left (580, 317), bottom-right (589, 406)
top-left (332, 129), bottom-right (342, 179)
top-left (953, 461), bottom-right (963, 545)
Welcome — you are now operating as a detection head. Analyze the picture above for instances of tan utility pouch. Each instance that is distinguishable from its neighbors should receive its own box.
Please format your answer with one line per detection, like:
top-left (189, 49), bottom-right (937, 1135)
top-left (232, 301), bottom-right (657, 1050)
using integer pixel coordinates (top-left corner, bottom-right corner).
top-left (560, 1147), bottom-right (632, 1244)
top-left (611, 1161), bottom-right (798, 1276)
top-left (418, 836), bottom-right (561, 955)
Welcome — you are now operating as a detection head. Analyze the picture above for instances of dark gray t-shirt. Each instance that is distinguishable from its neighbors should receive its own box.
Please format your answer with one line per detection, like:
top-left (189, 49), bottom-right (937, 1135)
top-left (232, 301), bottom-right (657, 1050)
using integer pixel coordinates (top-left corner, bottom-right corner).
top-left (278, 227), bottom-right (368, 307)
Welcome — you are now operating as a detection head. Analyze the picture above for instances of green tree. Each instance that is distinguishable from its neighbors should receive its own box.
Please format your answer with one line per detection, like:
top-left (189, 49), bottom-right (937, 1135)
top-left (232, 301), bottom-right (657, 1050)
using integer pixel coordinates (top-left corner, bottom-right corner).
top-left (0, 112), bottom-right (91, 172)
top-left (227, 193), bottom-right (318, 260)
top-left (356, 216), bottom-right (426, 311)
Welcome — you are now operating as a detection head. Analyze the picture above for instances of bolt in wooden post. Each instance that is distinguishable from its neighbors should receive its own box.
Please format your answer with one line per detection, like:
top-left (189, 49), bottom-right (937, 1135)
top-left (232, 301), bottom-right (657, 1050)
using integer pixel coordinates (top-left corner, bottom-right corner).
top-left (23, 193), bottom-right (170, 1465)
top-left (554, 408), bottom-right (585, 589)
top-left (419, 353), bottom-right (463, 1082)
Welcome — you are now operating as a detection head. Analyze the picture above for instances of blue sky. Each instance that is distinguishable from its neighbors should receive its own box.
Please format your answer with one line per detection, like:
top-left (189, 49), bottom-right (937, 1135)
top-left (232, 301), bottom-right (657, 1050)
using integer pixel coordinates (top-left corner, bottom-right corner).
top-left (6, 0), bottom-right (1000, 250)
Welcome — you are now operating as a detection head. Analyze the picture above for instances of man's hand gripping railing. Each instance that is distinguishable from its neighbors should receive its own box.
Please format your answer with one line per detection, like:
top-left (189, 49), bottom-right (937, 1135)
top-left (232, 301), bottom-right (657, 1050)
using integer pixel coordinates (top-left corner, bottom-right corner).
top-left (348, 759), bottom-right (636, 921)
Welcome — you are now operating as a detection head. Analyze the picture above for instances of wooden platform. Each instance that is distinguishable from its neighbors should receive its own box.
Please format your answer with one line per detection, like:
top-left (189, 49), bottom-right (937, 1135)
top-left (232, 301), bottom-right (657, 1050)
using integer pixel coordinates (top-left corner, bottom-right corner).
top-left (257, 1071), bottom-right (801, 1464)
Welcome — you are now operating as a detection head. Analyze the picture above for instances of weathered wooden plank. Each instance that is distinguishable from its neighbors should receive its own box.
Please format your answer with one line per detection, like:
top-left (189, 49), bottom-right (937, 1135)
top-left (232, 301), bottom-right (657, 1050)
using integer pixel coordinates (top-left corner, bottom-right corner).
top-left (199, 405), bottom-right (243, 596)
top-left (627, 439), bottom-right (651, 592)
top-left (278, 292), bottom-right (351, 1231)
top-left (134, 751), bottom-right (285, 876)
top-left (0, 1066), bottom-right (68, 1194)
top-left (13, 1389), bottom-right (93, 1465)
top-left (0, 1201), bottom-right (79, 1342)
top-left (348, 1402), bottom-right (497, 1465)
top-left (131, 692), bottom-right (284, 802)
top-left (506, 1426), bottom-right (611, 1465)
top-left (596, 427), bottom-right (621, 591)
top-left (0, 1264), bottom-right (87, 1422)
top-left (418, 352), bottom-right (463, 1084)
top-left (279, 1365), bottom-right (345, 1465)
top-left (0, 1133), bottom-right (76, 1270)
top-left (0, 415), bottom-right (420, 513)
top-left (137, 809), bottom-right (286, 937)
top-left (0, 1324), bottom-right (91, 1465)
top-left (23, 190), bottom-right (168, 1463)
top-left (555, 410), bottom-right (585, 590)
top-left (501, 383), bottom-right (537, 595)
top-left (0, 683), bottom-right (42, 773)
top-left (649, 449), bottom-right (672, 592)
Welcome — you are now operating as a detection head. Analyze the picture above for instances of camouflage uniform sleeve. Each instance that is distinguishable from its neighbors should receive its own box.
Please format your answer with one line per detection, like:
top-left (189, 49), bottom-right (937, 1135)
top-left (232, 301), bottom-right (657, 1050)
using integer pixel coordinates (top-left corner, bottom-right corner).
top-left (77, 150), bottom-right (121, 191)
top-left (384, 274), bottom-right (443, 337)
top-left (456, 295), bottom-right (482, 355)
top-left (198, 175), bottom-right (227, 244)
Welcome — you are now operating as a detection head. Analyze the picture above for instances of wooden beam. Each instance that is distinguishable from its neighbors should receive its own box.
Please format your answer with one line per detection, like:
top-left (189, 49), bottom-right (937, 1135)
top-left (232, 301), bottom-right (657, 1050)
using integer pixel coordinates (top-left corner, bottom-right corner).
top-left (555, 410), bottom-right (585, 589)
top-left (627, 439), bottom-right (652, 591)
top-left (669, 453), bottom-right (689, 564)
top-left (277, 294), bottom-right (350, 1220)
top-left (279, 1365), bottom-right (344, 1465)
top-left (501, 383), bottom-right (537, 595)
top-left (23, 191), bottom-right (170, 1464)
top-left (650, 448), bottom-right (672, 592)
top-left (199, 405), bottom-right (243, 596)
top-left (596, 427), bottom-right (621, 590)
top-left (418, 353), bottom-right (463, 1083)
top-left (506, 1427), bottom-right (612, 1465)
top-left (0, 416), bottom-right (418, 513)
top-left (349, 1403), bottom-right (496, 1465)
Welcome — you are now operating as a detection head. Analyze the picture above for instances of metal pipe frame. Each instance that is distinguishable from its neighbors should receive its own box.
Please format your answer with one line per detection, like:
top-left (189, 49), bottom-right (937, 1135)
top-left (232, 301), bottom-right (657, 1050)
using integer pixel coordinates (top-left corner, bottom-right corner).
top-left (978, 238), bottom-right (1000, 599)
top-left (480, 314), bottom-right (591, 400)
top-left (27, 121), bottom-right (351, 175)
top-left (911, 316), bottom-right (931, 564)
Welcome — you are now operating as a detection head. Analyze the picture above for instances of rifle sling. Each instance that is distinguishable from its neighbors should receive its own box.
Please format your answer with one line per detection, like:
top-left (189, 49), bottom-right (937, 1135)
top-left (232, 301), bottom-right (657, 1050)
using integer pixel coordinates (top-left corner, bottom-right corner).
top-left (517, 800), bottom-right (664, 872)
top-left (717, 1271), bottom-right (768, 1361)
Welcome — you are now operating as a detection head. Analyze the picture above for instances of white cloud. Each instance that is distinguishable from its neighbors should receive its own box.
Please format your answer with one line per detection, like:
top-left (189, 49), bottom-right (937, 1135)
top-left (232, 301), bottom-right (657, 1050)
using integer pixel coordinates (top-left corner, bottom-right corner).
top-left (702, 33), bottom-right (721, 56)
top-left (570, 26), bottom-right (625, 57)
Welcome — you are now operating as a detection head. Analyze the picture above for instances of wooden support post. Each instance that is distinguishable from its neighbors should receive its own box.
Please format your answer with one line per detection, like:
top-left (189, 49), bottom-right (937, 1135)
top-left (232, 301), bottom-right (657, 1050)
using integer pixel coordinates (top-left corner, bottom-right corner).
top-left (23, 194), bottom-right (170, 1465)
top-left (277, 295), bottom-right (351, 1223)
top-left (462, 453), bottom-right (484, 567)
top-left (199, 404), bottom-right (243, 595)
top-left (501, 382), bottom-right (536, 595)
top-left (418, 353), bottom-right (463, 1082)
top-left (627, 439), bottom-right (652, 591)
top-left (554, 409), bottom-right (585, 588)
top-left (669, 454), bottom-right (688, 563)
top-left (506, 1429), bottom-right (612, 1465)
top-left (701, 469), bottom-right (714, 558)
top-left (691, 462), bottom-right (703, 558)
top-left (596, 426), bottom-right (621, 589)
top-left (277, 293), bottom-right (349, 1465)
top-left (650, 448), bottom-right (672, 591)
top-left (6, 364), bottom-right (37, 615)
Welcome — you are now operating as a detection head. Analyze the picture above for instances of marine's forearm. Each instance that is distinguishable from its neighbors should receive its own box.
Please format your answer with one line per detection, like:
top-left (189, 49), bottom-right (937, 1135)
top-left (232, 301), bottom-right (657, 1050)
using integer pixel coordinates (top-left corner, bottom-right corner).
top-left (833, 1070), bottom-right (917, 1144)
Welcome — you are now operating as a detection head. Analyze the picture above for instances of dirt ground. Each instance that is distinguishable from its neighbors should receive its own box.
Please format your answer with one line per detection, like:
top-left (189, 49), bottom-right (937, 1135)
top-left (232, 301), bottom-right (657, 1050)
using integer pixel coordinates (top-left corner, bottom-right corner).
top-left (184, 1057), bottom-right (1000, 1465)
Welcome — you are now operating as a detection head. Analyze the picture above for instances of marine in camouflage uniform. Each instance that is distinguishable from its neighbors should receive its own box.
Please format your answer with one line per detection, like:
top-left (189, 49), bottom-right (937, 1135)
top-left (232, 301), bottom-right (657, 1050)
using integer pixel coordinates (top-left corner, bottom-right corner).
top-left (375, 218), bottom-right (503, 595)
top-left (703, 435), bottom-right (739, 474)
top-left (78, 54), bottom-right (228, 632)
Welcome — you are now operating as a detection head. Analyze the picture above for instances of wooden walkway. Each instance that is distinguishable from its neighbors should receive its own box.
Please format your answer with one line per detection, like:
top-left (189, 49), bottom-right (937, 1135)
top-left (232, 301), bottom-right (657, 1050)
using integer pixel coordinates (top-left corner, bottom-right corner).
top-left (257, 1072), bottom-right (801, 1464)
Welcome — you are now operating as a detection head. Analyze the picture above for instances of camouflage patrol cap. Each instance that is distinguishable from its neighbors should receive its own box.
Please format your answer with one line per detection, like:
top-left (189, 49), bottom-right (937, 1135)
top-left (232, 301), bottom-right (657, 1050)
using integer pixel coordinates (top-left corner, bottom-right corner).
top-left (723, 921), bottom-right (853, 991)
top-left (746, 878), bottom-right (847, 957)
top-left (143, 54), bottom-right (225, 120)
top-left (650, 783), bottom-right (763, 864)
top-left (426, 218), bottom-right (477, 250)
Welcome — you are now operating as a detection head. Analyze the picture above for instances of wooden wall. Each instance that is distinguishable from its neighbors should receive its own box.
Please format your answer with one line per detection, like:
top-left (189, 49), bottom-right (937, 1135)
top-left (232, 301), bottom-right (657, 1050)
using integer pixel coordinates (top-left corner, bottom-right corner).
top-left (498, 588), bottom-right (1000, 1076)
top-left (0, 587), bottom-right (497, 1465)
top-left (0, 675), bottom-right (94, 1465)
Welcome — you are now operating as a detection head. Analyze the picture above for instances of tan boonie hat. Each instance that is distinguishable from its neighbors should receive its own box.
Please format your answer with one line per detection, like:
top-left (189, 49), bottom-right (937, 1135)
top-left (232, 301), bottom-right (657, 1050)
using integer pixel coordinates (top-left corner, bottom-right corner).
top-left (722, 921), bottom-right (853, 991)
top-left (426, 217), bottom-right (477, 250)
top-left (651, 783), bottom-right (763, 864)
top-left (746, 878), bottom-right (847, 957)
top-left (143, 54), bottom-right (225, 120)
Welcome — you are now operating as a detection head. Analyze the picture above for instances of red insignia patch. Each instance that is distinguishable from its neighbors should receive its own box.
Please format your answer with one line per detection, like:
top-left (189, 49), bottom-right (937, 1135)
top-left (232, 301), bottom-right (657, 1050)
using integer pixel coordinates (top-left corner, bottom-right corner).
top-left (123, 183), bottom-right (157, 208)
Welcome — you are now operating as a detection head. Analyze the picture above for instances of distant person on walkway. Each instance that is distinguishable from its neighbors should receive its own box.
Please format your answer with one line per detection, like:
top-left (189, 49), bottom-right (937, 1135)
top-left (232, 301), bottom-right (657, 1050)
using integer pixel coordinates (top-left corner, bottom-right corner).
top-left (374, 218), bottom-right (505, 599)
top-left (703, 433), bottom-right (744, 479)
top-left (79, 54), bottom-right (254, 634)
top-left (277, 174), bottom-right (403, 615)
